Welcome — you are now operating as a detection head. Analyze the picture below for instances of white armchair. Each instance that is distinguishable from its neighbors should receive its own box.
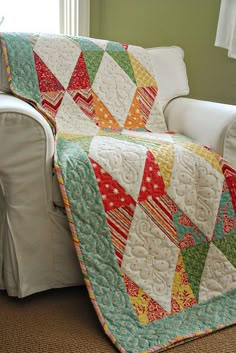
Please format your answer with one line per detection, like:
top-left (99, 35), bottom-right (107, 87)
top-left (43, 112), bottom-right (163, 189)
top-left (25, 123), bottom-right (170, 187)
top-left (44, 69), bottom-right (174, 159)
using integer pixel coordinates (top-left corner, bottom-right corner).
top-left (0, 45), bottom-right (236, 297)
top-left (147, 46), bottom-right (236, 169)
top-left (165, 98), bottom-right (236, 168)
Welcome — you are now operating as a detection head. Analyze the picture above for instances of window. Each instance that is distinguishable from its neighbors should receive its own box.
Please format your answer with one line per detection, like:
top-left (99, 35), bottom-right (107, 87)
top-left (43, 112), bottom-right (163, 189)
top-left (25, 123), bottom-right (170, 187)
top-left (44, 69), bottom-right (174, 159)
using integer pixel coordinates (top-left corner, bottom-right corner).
top-left (0, 0), bottom-right (90, 36)
top-left (0, 0), bottom-right (60, 33)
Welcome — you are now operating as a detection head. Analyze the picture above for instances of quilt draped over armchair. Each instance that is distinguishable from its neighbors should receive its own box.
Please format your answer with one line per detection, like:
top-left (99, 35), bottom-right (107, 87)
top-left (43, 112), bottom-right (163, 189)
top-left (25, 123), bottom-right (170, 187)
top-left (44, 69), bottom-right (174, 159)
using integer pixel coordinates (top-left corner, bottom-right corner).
top-left (0, 32), bottom-right (235, 353)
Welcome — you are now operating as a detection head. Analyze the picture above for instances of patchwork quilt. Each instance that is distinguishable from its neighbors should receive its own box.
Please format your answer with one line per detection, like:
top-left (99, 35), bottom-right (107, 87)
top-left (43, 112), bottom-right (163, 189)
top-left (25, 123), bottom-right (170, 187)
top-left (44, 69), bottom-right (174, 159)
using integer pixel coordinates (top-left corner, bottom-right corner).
top-left (1, 32), bottom-right (235, 353)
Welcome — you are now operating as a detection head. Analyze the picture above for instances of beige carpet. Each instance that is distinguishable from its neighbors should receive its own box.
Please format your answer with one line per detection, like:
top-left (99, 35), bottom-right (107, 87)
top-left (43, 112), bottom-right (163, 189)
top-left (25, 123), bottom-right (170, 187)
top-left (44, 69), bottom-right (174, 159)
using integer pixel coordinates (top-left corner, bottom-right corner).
top-left (0, 286), bottom-right (235, 353)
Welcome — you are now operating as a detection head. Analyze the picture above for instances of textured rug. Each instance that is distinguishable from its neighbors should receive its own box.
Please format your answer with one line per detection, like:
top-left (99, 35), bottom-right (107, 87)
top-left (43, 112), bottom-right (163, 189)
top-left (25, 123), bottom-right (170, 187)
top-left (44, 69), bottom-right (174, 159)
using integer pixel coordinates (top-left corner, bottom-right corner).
top-left (0, 286), bottom-right (235, 353)
top-left (1, 32), bottom-right (236, 352)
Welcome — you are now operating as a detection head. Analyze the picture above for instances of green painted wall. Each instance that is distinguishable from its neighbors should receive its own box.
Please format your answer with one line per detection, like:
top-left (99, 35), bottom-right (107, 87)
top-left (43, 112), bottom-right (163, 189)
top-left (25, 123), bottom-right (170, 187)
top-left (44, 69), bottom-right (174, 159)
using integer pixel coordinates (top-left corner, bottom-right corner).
top-left (90, 0), bottom-right (236, 105)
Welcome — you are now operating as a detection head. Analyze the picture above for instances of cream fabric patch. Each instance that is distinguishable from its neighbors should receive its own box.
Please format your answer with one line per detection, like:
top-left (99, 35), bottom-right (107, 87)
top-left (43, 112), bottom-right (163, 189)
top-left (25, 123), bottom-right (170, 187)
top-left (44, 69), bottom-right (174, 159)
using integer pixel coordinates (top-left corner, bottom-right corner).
top-left (89, 136), bottom-right (147, 201)
top-left (92, 52), bottom-right (136, 126)
top-left (121, 204), bottom-right (179, 313)
top-left (56, 92), bottom-right (99, 135)
top-left (167, 144), bottom-right (224, 239)
top-left (34, 35), bottom-right (81, 89)
top-left (199, 243), bottom-right (236, 302)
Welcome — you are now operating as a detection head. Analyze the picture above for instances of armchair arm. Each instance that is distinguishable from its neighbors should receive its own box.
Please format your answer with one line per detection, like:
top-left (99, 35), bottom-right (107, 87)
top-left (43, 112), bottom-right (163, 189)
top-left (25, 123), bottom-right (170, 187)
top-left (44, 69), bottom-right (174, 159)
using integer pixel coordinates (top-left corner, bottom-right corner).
top-left (164, 97), bottom-right (236, 169)
top-left (0, 93), bottom-right (55, 207)
top-left (0, 94), bottom-right (56, 295)
top-left (0, 93), bottom-right (54, 158)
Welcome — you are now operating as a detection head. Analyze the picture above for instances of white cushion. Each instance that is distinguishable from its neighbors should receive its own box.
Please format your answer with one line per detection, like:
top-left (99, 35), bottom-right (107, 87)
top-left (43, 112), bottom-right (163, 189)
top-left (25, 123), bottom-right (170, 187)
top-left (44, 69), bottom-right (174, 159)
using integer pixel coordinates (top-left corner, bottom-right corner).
top-left (147, 46), bottom-right (189, 109)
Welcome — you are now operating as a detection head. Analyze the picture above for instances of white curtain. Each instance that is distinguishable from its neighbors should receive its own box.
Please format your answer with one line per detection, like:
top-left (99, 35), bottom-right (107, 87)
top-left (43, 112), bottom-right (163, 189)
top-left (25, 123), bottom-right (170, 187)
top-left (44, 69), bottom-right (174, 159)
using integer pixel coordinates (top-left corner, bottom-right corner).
top-left (59, 0), bottom-right (90, 37)
top-left (215, 0), bottom-right (236, 58)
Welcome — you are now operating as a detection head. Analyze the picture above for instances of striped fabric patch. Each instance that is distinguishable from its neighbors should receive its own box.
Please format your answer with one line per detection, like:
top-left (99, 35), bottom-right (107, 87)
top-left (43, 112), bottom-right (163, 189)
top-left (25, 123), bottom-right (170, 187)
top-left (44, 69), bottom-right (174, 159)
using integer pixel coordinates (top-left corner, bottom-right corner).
top-left (69, 88), bottom-right (95, 119)
top-left (138, 87), bottom-right (157, 124)
top-left (139, 195), bottom-right (178, 246)
top-left (41, 91), bottom-right (65, 116)
top-left (106, 205), bottom-right (135, 266)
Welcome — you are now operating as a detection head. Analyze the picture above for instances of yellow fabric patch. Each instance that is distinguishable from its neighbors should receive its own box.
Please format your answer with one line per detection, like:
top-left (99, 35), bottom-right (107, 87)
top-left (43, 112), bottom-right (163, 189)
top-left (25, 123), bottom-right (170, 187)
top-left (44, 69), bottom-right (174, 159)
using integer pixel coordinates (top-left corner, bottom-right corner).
top-left (171, 253), bottom-right (197, 312)
top-left (93, 91), bottom-right (120, 130)
top-left (150, 143), bottom-right (174, 188)
top-left (128, 53), bottom-right (157, 87)
top-left (124, 90), bottom-right (145, 129)
top-left (178, 140), bottom-right (222, 174)
top-left (130, 288), bottom-right (150, 325)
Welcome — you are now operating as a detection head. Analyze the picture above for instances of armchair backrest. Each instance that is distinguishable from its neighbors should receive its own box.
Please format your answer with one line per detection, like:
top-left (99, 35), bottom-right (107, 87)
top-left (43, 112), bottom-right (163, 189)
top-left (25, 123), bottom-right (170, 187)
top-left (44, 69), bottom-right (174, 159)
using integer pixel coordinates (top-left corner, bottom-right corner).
top-left (0, 44), bottom-right (189, 109)
top-left (147, 46), bottom-right (189, 109)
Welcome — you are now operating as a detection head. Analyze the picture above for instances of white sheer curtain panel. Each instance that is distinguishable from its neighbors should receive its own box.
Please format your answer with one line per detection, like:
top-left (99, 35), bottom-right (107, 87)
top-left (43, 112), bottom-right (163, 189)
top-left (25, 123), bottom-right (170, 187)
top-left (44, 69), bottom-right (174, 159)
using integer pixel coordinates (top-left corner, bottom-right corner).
top-left (59, 0), bottom-right (90, 37)
top-left (215, 0), bottom-right (236, 58)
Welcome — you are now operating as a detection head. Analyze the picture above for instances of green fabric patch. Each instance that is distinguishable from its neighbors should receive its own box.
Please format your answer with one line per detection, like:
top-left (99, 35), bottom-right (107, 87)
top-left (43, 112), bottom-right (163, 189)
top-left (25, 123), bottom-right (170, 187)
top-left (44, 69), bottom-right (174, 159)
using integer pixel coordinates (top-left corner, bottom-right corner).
top-left (213, 233), bottom-right (236, 268)
top-left (57, 134), bottom-right (94, 154)
top-left (73, 37), bottom-right (104, 52)
top-left (214, 188), bottom-right (236, 240)
top-left (0, 32), bottom-right (41, 105)
top-left (106, 41), bottom-right (125, 52)
top-left (181, 242), bottom-right (210, 302)
top-left (83, 51), bottom-right (105, 85)
top-left (172, 209), bottom-right (207, 246)
top-left (107, 51), bottom-right (136, 84)
top-left (74, 135), bottom-right (94, 154)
